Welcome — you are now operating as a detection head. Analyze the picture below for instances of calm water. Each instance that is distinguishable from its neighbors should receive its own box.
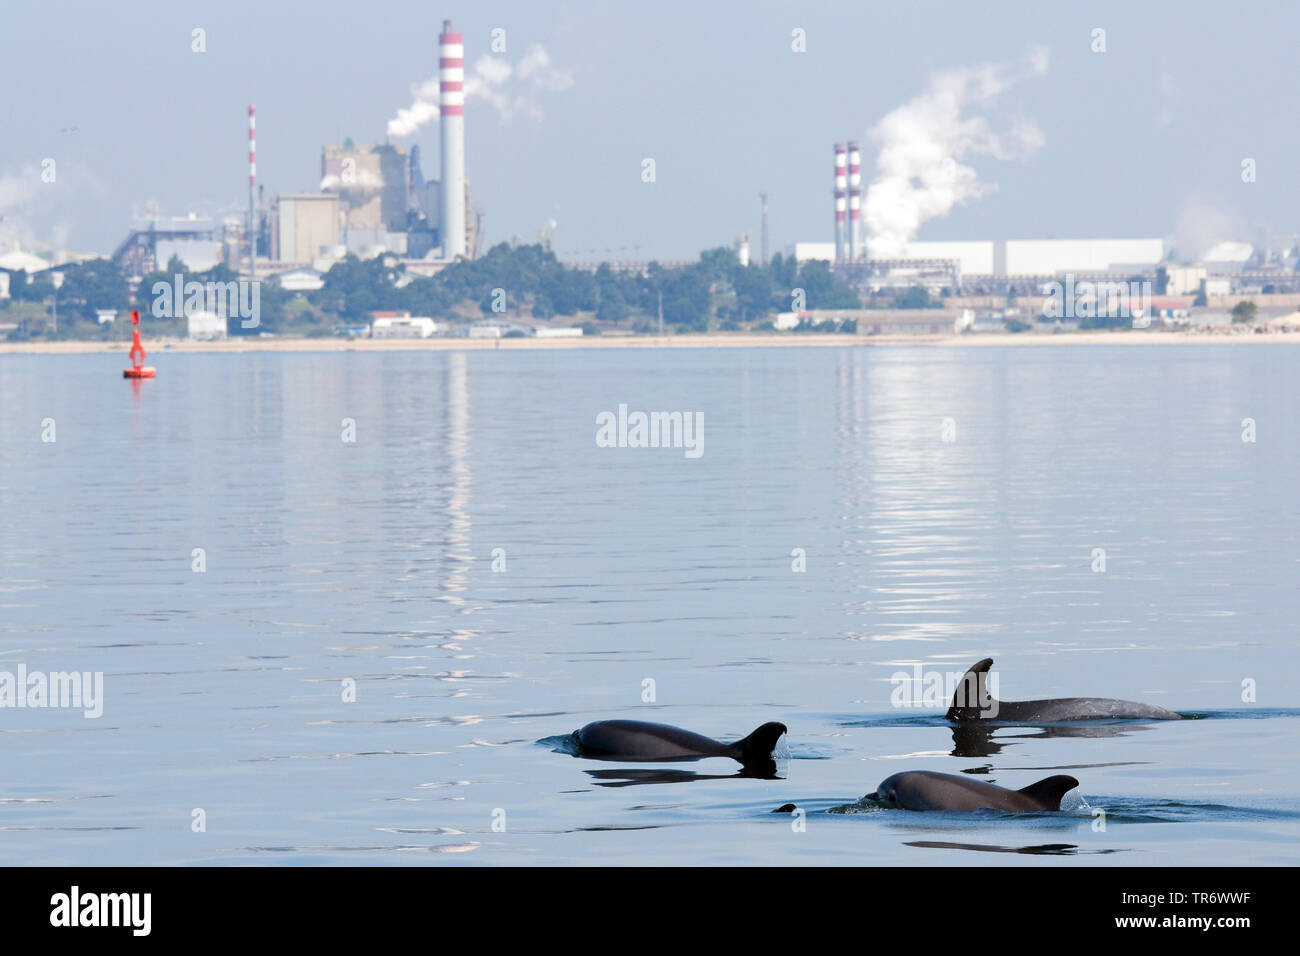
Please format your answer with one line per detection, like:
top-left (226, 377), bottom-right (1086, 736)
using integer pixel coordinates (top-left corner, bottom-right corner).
top-left (1, 344), bottom-right (1298, 866)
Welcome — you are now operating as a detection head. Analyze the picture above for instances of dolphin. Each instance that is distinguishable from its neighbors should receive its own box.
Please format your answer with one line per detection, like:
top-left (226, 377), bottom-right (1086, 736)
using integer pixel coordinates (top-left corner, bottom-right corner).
top-left (870, 770), bottom-right (1079, 812)
top-left (571, 720), bottom-right (787, 768)
top-left (946, 657), bottom-right (1183, 722)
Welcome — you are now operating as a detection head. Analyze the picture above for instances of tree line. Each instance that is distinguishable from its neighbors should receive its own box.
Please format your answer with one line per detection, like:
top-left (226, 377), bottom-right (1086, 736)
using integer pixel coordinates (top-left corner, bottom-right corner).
top-left (2, 243), bottom-right (864, 339)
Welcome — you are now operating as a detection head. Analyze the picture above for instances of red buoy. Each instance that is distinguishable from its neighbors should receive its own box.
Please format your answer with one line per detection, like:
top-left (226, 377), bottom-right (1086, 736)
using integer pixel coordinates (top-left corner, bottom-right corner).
top-left (123, 308), bottom-right (156, 379)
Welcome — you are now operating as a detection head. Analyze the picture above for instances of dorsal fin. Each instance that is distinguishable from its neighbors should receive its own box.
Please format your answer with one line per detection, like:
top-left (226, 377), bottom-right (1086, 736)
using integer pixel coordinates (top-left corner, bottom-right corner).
top-left (1016, 775), bottom-right (1079, 810)
top-left (732, 722), bottom-right (788, 766)
top-left (947, 657), bottom-right (996, 720)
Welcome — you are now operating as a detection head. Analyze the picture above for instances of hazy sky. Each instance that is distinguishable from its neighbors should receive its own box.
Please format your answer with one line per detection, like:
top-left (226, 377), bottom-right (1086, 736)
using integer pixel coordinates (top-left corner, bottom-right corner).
top-left (2, 0), bottom-right (1298, 260)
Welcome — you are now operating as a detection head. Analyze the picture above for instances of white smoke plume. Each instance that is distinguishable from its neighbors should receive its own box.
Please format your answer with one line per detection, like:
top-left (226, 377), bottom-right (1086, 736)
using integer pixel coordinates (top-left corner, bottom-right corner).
top-left (386, 44), bottom-right (573, 137)
top-left (1166, 197), bottom-right (1248, 263)
top-left (0, 165), bottom-right (41, 216)
top-left (864, 48), bottom-right (1049, 257)
top-left (0, 164), bottom-right (48, 250)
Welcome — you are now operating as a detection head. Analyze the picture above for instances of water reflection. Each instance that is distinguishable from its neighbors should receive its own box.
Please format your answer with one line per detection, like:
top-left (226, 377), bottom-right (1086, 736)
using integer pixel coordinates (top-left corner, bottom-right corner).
top-left (904, 841), bottom-right (1116, 856)
top-left (584, 765), bottom-right (784, 788)
top-left (950, 721), bottom-right (1162, 757)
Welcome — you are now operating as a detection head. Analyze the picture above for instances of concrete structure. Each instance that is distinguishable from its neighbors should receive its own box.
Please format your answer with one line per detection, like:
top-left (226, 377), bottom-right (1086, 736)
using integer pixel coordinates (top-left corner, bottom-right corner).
top-left (734, 234), bottom-right (750, 267)
top-left (0, 272), bottom-right (8, 298)
top-left (248, 104), bottom-right (257, 282)
top-left (793, 238), bottom-right (1164, 278)
top-left (1164, 266), bottom-right (1208, 296)
top-left (112, 214), bottom-right (220, 277)
top-left (832, 145), bottom-right (847, 262)
top-left (466, 324), bottom-right (501, 338)
top-left (187, 310), bottom-right (228, 340)
top-left (1002, 239), bottom-right (1163, 276)
top-left (440, 21), bottom-right (467, 259)
top-left (847, 141), bottom-right (862, 260)
top-left (273, 194), bottom-right (342, 264)
top-left (372, 314), bottom-right (437, 338)
top-left (0, 246), bottom-right (50, 273)
top-left (276, 267), bottom-right (326, 292)
top-left (321, 144), bottom-right (410, 234)
top-left (1203, 241), bottom-right (1253, 269)
top-left (532, 326), bottom-right (583, 338)
top-left (155, 238), bottom-right (221, 272)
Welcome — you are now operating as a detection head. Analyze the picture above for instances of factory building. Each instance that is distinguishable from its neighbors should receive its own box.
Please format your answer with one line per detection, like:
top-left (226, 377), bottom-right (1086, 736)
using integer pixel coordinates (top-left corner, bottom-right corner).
top-left (792, 238), bottom-right (1164, 279)
top-left (320, 143), bottom-right (417, 256)
top-left (112, 214), bottom-right (223, 277)
top-left (108, 17), bottom-right (478, 279)
top-left (271, 194), bottom-right (342, 264)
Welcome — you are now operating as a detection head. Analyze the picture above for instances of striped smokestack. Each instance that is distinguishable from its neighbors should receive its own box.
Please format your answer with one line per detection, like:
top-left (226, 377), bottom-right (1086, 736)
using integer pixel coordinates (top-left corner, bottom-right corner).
top-left (248, 104), bottom-right (257, 279)
top-left (847, 140), bottom-right (862, 261)
top-left (833, 144), bottom-right (847, 263)
top-left (439, 20), bottom-right (467, 259)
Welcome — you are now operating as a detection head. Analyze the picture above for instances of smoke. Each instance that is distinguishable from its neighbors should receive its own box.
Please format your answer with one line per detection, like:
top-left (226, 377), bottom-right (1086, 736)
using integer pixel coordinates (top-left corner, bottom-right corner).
top-left (1166, 197), bottom-right (1247, 263)
top-left (387, 78), bottom-right (442, 140)
top-left (0, 164), bottom-right (47, 249)
top-left (864, 48), bottom-right (1049, 257)
top-left (0, 165), bottom-right (41, 216)
top-left (386, 44), bottom-right (573, 137)
top-left (319, 168), bottom-right (386, 191)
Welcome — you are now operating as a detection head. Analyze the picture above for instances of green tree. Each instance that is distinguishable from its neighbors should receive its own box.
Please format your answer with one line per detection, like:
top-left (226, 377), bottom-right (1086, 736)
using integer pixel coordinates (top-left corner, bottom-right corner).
top-left (1231, 300), bottom-right (1258, 324)
top-left (892, 286), bottom-right (934, 310)
top-left (795, 260), bottom-right (860, 309)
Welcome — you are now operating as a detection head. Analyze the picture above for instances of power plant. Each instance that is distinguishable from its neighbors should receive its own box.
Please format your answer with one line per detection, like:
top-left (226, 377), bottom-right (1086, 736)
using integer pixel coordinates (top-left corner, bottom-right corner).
top-left (111, 17), bottom-right (476, 278)
top-left (813, 137), bottom-right (1171, 296)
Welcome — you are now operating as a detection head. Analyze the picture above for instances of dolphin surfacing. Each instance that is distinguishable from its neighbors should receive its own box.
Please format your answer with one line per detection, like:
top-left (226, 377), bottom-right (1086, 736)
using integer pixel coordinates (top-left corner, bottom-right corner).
top-left (871, 771), bottom-right (1079, 812)
top-left (573, 720), bottom-right (787, 768)
top-left (946, 657), bottom-right (1183, 722)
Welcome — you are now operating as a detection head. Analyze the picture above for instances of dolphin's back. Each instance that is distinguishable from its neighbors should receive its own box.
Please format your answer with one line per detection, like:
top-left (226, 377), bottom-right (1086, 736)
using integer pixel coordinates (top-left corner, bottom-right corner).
top-left (876, 771), bottom-right (1079, 812)
top-left (574, 720), bottom-right (729, 760)
top-left (947, 657), bottom-right (1183, 722)
top-left (997, 697), bottom-right (1182, 722)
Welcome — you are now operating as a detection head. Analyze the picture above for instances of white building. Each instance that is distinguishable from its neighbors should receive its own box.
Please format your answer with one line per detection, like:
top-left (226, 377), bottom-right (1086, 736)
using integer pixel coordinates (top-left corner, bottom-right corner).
top-left (371, 316), bottom-right (438, 338)
top-left (276, 267), bottom-right (326, 293)
top-left (187, 310), bottom-right (228, 340)
top-left (532, 327), bottom-right (583, 338)
top-left (791, 237), bottom-right (1164, 277)
top-left (0, 246), bottom-right (50, 273)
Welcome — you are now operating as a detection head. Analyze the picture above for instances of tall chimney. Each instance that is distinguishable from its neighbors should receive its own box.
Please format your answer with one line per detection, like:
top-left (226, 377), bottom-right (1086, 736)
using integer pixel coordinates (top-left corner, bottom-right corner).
top-left (248, 104), bottom-right (257, 278)
top-left (847, 140), bottom-right (862, 261)
top-left (439, 20), bottom-right (466, 259)
top-left (833, 144), bottom-right (847, 262)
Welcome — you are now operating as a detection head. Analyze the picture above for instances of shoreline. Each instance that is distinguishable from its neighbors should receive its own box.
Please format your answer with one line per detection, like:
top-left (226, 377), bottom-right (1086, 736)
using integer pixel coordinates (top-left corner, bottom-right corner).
top-left (2, 330), bottom-right (1298, 355)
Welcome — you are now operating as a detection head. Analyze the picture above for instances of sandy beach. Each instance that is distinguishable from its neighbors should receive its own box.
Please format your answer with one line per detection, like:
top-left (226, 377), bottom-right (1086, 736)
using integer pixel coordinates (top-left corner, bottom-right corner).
top-left (2, 330), bottom-right (1298, 355)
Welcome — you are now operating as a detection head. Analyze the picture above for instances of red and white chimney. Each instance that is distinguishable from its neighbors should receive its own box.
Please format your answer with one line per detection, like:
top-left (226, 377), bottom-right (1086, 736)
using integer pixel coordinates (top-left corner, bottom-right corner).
top-left (439, 20), bottom-right (466, 259)
top-left (847, 140), bottom-right (862, 261)
top-left (248, 104), bottom-right (257, 277)
top-left (833, 144), bottom-right (847, 262)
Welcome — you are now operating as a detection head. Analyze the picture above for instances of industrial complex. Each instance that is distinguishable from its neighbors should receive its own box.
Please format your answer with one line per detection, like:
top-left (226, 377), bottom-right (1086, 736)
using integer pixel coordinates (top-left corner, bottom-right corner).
top-left (3, 33), bottom-right (1300, 342)
top-left (103, 21), bottom-right (476, 288)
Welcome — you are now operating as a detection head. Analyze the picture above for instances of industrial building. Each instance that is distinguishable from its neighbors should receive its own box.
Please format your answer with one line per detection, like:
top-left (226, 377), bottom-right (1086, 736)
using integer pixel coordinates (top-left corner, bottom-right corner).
top-left (793, 238), bottom-right (1165, 279)
top-left (112, 214), bottom-right (226, 277)
top-left (271, 194), bottom-right (341, 264)
top-left (303, 21), bottom-right (473, 264)
top-left (186, 310), bottom-right (228, 340)
top-left (371, 312), bottom-right (438, 338)
top-left (107, 18), bottom-right (478, 284)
